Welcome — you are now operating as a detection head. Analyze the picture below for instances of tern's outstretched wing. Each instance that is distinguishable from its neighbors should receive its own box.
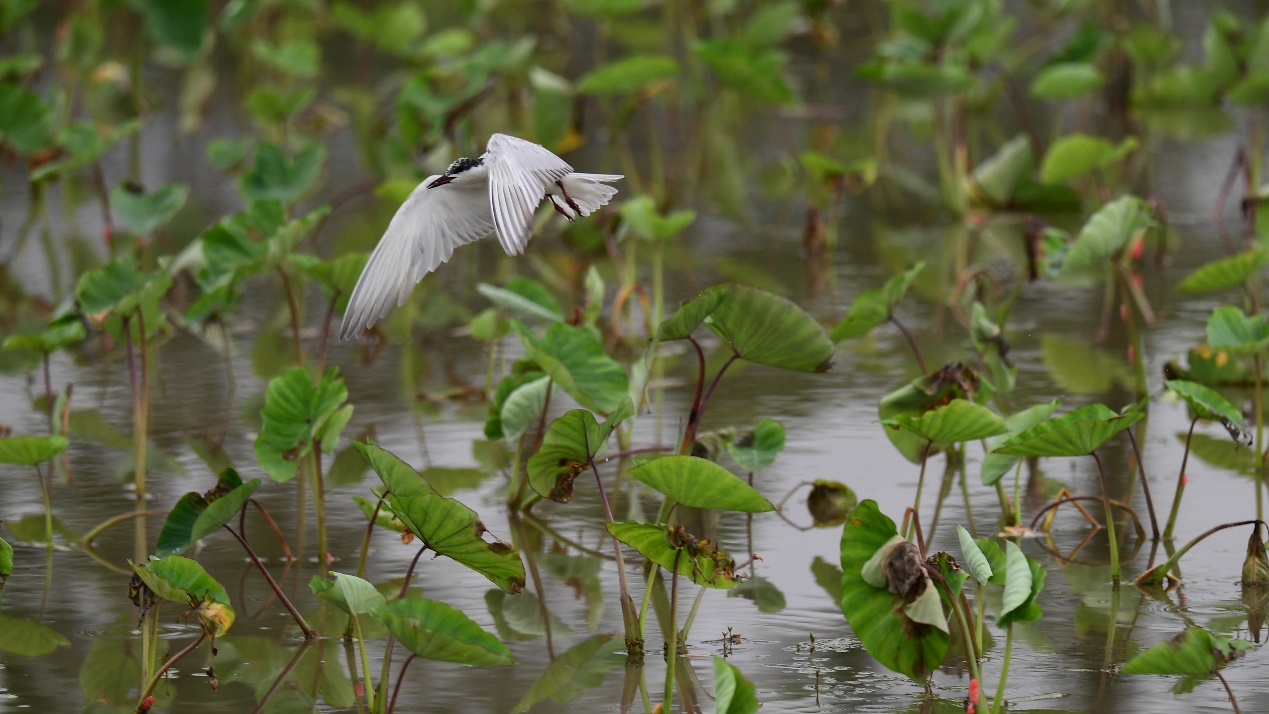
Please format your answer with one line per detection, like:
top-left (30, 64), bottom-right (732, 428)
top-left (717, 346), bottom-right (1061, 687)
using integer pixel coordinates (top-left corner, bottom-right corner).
top-left (484, 133), bottom-right (572, 256)
top-left (339, 177), bottom-right (494, 341)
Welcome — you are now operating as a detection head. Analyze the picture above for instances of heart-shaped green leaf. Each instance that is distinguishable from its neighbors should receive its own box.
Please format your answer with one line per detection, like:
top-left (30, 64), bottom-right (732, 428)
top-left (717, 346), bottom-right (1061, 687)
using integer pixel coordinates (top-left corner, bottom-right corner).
top-left (527, 400), bottom-right (633, 503)
top-left (513, 321), bottom-right (628, 414)
top-left (255, 367), bottom-right (351, 482)
top-left (981, 399), bottom-right (1062, 485)
top-left (577, 54), bottom-right (679, 95)
top-left (110, 183), bottom-right (189, 237)
top-left (628, 455), bottom-right (773, 512)
top-left (831, 263), bottom-right (924, 341)
top-left (1166, 380), bottom-right (1243, 424)
top-left (1061, 195), bottom-right (1153, 275)
top-left (374, 596), bottom-right (514, 666)
top-left (310, 571), bottom-right (386, 616)
top-left (155, 469), bottom-right (261, 557)
top-left (1178, 250), bottom-right (1269, 293)
top-left (991, 403), bottom-right (1141, 457)
top-left (382, 492), bottom-right (526, 594)
top-left (1206, 305), bottom-right (1269, 354)
top-left (883, 399), bottom-right (1007, 446)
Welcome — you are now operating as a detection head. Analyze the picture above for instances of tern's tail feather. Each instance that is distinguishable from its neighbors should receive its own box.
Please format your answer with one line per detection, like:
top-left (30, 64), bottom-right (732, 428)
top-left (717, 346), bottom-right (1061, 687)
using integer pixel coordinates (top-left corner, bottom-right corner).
top-left (557, 173), bottom-right (623, 218)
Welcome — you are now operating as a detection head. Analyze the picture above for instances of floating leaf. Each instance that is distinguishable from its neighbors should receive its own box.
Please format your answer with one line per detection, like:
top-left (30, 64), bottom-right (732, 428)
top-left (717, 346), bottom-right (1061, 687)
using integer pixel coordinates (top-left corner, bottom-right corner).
top-left (956, 525), bottom-right (992, 585)
top-left (607, 522), bottom-right (740, 589)
top-left (0, 435), bottom-right (68, 465)
top-left (310, 571), bottom-right (386, 616)
top-left (382, 492), bottom-right (526, 593)
top-left (374, 596), bottom-right (513, 666)
top-left (513, 322), bottom-right (628, 414)
top-left (1121, 627), bottom-right (1251, 677)
top-left (839, 501), bottom-right (948, 681)
top-left (155, 468), bottom-right (260, 557)
top-left (255, 367), bottom-right (352, 482)
top-left (628, 455), bottom-right (773, 512)
top-left (1178, 251), bottom-right (1269, 293)
top-left (577, 54), bottom-right (678, 95)
top-left (1206, 305), bottom-right (1269, 354)
top-left (713, 656), bottom-right (760, 714)
top-left (883, 399), bottom-right (1007, 446)
top-left (830, 263), bottom-right (924, 341)
top-left (991, 403), bottom-right (1141, 457)
top-left (527, 400), bottom-right (633, 503)
top-left (727, 419), bottom-right (785, 472)
top-left (1061, 195), bottom-right (1153, 275)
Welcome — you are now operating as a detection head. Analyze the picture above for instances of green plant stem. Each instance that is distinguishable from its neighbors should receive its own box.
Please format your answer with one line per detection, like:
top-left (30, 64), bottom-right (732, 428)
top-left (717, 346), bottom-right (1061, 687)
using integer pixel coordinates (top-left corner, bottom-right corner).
top-left (352, 614), bottom-right (375, 712)
top-left (378, 545), bottom-right (428, 708)
top-left (277, 266), bottom-right (303, 365)
top-left (134, 630), bottom-right (206, 713)
top-left (906, 441), bottom-right (933, 541)
top-left (675, 337), bottom-right (707, 455)
top-left (678, 585), bottom-right (707, 642)
top-left (1164, 417), bottom-right (1199, 541)
top-left (664, 557), bottom-right (681, 712)
top-left (224, 525), bottom-right (315, 638)
top-left (1136, 519), bottom-right (1264, 585)
top-left (1011, 459), bottom-right (1024, 526)
top-left (637, 563), bottom-right (659, 646)
top-left (312, 444), bottom-right (328, 567)
top-left (1090, 451), bottom-right (1120, 583)
top-left (975, 581), bottom-right (985, 656)
top-left (990, 626), bottom-right (1013, 714)
top-left (508, 435), bottom-right (526, 507)
top-left (1255, 354), bottom-right (1264, 524)
top-left (81, 509), bottom-right (167, 548)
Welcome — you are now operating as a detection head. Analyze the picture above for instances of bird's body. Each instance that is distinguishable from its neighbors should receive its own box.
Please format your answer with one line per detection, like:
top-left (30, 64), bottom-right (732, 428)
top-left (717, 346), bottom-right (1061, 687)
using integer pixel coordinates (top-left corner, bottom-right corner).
top-left (339, 133), bottom-right (621, 341)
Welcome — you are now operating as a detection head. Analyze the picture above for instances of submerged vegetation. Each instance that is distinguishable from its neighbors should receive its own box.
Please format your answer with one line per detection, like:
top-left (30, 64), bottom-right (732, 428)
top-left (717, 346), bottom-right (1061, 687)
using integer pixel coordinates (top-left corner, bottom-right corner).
top-left (4, 0), bottom-right (1269, 712)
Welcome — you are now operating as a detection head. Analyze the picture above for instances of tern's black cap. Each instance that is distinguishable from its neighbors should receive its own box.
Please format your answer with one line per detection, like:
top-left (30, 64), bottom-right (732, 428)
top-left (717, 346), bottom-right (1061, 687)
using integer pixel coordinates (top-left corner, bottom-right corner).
top-left (446, 157), bottom-right (483, 175)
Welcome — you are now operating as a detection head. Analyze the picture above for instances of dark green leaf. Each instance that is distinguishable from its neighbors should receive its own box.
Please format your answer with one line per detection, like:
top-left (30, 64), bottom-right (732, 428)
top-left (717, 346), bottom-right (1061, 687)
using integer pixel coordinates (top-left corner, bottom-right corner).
top-left (2, 315), bottom-right (87, 354)
top-left (883, 399), bottom-right (1007, 446)
top-left (706, 284), bottom-right (835, 372)
top-left (0, 81), bottom-right (52, 153)
top-left (240, 142), bottom-right (326, 205)
top-left (693, 40), bottom-right (794, 104)
top-left (510, 634), bottom-right (623, 713)
top-left (513, 322), bottom-right (628, 413)
top-left (527, 400), bottom-right (632, 503)
top-left (374, 596), bottom-right (513, 666)
top-left (991, 403), bottom-right (1141, 457)
top-left (1166, 380), bottom-right (1243, 424)
top-left (1206, 306), bottom-right (1269, 354)
top-left (354, 440), bottom-right (437, 498)
top-left (1178, 251), bottom-right (1269, 293)
top-left (155, 469), bottom-right (259, 557)
top-left (656, 289), bottom-right (727, 341)
top-left (382, 493), bottom-right (526, 593)
top-left (254, 367), bottom-right (351, 482)
top-left (628, 455), bottom-right (773, 512)
top-left (807, 480), bottom-right (857, 527)
top-left (110, 183), bottom-right (188, 237)
top-left (1121, 628), bottom-right (1251, 676)
top-left (981, 399), bottom-right (1062, 485)
top-left (135, 0), bottom-right (208, 57)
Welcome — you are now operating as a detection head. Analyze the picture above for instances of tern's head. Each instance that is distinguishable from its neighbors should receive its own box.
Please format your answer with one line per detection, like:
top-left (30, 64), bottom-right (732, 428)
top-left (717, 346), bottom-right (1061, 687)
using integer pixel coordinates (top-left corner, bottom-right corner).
top-left (427, 157), bottom-right (484, 188)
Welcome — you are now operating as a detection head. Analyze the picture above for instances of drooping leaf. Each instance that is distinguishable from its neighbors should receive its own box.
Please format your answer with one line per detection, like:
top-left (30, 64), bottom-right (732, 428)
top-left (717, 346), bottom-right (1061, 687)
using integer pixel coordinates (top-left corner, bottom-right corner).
top-left (607, 522), bottom-right (740, 589)
top-left (110, 183), bottom-right (189, 237)
top-left (155, 469), bottom-right (260, 557)
top-left (1121, 627), bottom-right (1251, 677)
top-left (830, 263), bottom-right (924, 341)
top-left (1178, 251), bottom-right (1269, 293)
top-left (956, 525), bottom-right (992, 585)
top-left (254, 367), bottom-right (351, 482)
top-left (627, 455), bottom-right (773, 512)
top-left (130, 556), bottom-right (235, 638)
top-left (727, 419), bottom-right (785, 472)
top-left (1206, 305), bottom-right (1269, 354)
top-left (513, 321), bottom-right (628, 414)
top-left (0, 435), bottom-right (68, 465)
top-left (1244, 526), bottom-right (1269, 587)
top-left (839, 501), bottom-right (949, 681)
top-left (1061, 195), bottom-right (1153, 274)
top-left (310, 571), bottom-right (386, 616)
top-left (510, 633), bottom-right (623, 713)
top-left (997, 542), bottom-right (1045, 628)
top-left (883, 399), bottom-right (1007, 446)
top-left (576, 54), bottom-right (679, 95)
top-left (991, 403), bottom-right (1141, 457)
top-left (527, 400), bottom-right (633, 503)
top-left (807, 480), bottom-right (857, 527)
top-left (712, 656), bottom-right (760, 714)
top-left (1166, 380), bottom-right (1243, 425)
top-left (382, 493), bottom-right (526, 593)
top-left (374, 596), bottom-right (513, 666)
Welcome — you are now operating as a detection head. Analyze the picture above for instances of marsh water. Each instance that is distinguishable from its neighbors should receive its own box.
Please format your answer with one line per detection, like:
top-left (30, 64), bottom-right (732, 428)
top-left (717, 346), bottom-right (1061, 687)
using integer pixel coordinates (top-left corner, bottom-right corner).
top-left (3, 2), bottom-right (1269, 713)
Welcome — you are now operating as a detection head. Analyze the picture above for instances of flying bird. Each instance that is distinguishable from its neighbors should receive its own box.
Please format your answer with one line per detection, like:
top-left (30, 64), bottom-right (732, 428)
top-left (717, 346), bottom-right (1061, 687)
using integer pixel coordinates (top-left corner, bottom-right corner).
top-left (339, 133), bottom-right (622, 341)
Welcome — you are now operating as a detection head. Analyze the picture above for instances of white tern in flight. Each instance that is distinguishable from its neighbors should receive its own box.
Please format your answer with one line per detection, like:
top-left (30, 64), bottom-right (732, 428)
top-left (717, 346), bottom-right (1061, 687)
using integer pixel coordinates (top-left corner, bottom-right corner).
top-left (339, 133), bottom-right (622, 341)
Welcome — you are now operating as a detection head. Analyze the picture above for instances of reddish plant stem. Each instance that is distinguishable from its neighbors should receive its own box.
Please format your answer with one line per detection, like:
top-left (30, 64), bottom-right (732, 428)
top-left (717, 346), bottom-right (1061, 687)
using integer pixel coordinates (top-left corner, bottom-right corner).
top-left (223, 525), bottom-right (315, 638)
top-left (387, 654), bottom-right (418, 714)
top-left (1125, 429), bottom-right (1160, 540)
top-left (134, 631), bottom-right (206, 713)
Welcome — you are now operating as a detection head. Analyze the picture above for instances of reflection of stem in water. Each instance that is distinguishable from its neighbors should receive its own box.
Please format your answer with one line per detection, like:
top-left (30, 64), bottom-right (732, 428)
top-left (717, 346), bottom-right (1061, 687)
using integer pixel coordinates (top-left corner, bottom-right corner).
top-left (312, 444), bottom-right (328, 567)
top-left (1255, 354), bottom-right (1264, 525)
top-left (990, 625), bottom-right (1013, 714)
top-left (1090, 451), bottom-right (1120, 582)
top-left (38, 545), bottom-right (52, 621)
top-left (252, 640), bottom-right (312, 714)
top-left (663, 552), bottom-right (680, 712)
top-left (134, 630), bottom-right (206, 713)
top-left (343, 638), bottom-right (367, 714)
top-left (1164, 416), bottom-right (1200, 541)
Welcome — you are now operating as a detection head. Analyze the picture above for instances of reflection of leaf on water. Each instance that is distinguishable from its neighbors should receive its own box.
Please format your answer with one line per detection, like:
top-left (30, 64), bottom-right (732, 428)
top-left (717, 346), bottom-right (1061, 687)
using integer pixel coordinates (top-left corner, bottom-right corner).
top-left (5, 512), bottom-right (79, 545)
top-left (810, 556), bottom-right (843, 604)
top-left (728, 575), bottom-right (786, 613)
top-left (542, 552), bottom-right (605, 631)
top-left (0, 613), bottom-right (69, 656)
top-left (510, 633), bottom-right (624, 713)
top-left (1041, 335), bottom-right (1135, 394)
top-left (485, 589), bottom-right (571, 642)
top-left (1182, 432), bottom-right (1255, 476)
top-left (79, 634), bottom-right (145, 705)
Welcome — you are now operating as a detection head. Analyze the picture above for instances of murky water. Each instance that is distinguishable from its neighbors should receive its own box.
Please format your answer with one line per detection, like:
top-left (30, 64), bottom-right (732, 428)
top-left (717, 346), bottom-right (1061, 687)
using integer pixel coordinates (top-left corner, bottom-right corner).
top-left (3, 3), bottom-right (1269, 713)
